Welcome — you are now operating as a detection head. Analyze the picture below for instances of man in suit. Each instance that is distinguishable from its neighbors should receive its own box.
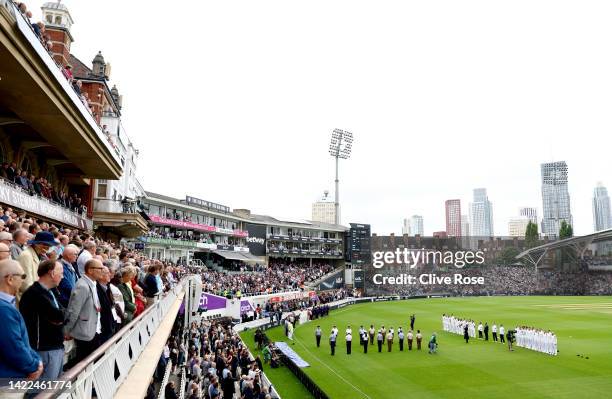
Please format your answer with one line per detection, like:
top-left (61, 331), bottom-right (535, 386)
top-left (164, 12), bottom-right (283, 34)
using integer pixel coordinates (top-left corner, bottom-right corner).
top-left (64, 259), bottom-right (104, 363)
top-left (20, 260), bottom-right (66, 379)
top-left (96, 266), bottom-right (116, 344)
top-left (410, 314), bottom-right (415, 331)
top-left (484, 323), bottom-right (489, 341)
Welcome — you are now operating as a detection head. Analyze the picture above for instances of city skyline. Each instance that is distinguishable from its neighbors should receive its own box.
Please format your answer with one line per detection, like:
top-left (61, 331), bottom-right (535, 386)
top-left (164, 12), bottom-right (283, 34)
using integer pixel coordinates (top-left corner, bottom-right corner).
top-left (26, 1), bottom-right (612, 238)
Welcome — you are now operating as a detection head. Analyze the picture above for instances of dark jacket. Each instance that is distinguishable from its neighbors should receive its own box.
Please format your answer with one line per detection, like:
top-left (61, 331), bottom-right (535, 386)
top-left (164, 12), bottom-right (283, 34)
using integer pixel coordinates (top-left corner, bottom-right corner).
top-left (143, 274), bottom-right (159, 298)
top-left (19, 281), bottom-right (65, 351)
top-left (96, 283), bottom-right (115, 343)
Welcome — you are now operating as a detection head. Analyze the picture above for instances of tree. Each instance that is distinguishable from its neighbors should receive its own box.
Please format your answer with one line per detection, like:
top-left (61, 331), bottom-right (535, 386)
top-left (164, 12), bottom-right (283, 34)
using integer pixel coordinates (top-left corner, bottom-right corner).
top-left (558, 220), bottom-right (575, 267)
top-left (525, 221), bottom-right (539, 248)
top-left (559, 220), bottom-right (573, 239)
top-left (496, 247), bottom-right (521, 266)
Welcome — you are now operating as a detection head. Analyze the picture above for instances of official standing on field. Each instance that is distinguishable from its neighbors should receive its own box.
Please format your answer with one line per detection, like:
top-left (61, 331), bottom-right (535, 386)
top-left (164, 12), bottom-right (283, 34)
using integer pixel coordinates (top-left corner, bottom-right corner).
top-left (387, 330), bottom-right (394, 352)
top-left (330, 330), bottom-right (337, 356)
top-left (407, 330), bottom-right (414, 350)
top-left (464, 324), bottom-right (470, 343)
top-left (492, 323), bottom-right (498, 342)
top-left (398, 328), bottom-right (405, 351)
top-left (369, 325), bottom-right (375, 345)
top-left (416, 330), bottom-right (423, 350)
top-left (377, 330), bottom-right (384, 352)
top-left (362, 330), bottom-right (369, 354)
top-left (499, 325), bottom-right (506, 343)
top-left (315, 326), bottom-right (322, 347)
top-left (410, 314), bottom-right (415, 330)
top-left (346, 331), bottom-right (352, 355)
top-left (484, 323), bottom-right (489, 341)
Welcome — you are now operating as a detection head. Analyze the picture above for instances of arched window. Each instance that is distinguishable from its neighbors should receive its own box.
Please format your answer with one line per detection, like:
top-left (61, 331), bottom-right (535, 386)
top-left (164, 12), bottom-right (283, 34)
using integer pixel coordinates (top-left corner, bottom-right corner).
top-left (54, 15), bottom-right (62, 25)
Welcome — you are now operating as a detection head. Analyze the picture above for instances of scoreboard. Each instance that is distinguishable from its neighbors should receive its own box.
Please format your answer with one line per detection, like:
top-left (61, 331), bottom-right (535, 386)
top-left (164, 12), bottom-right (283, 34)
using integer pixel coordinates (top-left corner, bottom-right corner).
top-left (346, 223), bottom-right (371, 268)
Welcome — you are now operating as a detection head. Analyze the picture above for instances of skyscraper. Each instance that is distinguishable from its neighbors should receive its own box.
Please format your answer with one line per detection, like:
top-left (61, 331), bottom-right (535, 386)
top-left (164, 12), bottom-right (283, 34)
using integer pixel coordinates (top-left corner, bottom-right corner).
top-left (445, 199), bottom-right (462, 237)
top-left (402, 218), bottom-right (410, 235)
top-left (469, 188), bottom-right (494, 237)
top-left (593, 183), bottom-right (612, 232)
top-left (409, 215), bottom-right (424, 236)
top-left (519, 207), bottom-right (538, 225)
top-left (461, 214), bottom-right (470, 237)
top-left (311, 190), bottom-right (337, 224)
top-left (541, 161), bottom-right (572, 237)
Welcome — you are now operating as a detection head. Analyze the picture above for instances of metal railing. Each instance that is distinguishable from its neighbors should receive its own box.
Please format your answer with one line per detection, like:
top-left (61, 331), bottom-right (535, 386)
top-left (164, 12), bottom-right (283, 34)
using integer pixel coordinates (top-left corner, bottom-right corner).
top-left (178, 368), bottom-right (186, 399)
top-left (157, 360), bottom-right (173, 399)
top-left (35, 279), bottom-right (187, 399)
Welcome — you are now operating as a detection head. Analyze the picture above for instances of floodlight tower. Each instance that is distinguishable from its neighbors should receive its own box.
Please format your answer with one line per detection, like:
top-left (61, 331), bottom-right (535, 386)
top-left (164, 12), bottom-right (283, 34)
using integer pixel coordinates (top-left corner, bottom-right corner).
top-left (328, 129), bottom-right (353, 225)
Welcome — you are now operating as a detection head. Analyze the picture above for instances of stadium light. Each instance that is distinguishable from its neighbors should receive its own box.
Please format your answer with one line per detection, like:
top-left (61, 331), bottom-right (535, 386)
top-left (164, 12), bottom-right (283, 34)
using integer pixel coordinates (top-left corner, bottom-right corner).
top-left (329, 129), bottom-right (354, 225)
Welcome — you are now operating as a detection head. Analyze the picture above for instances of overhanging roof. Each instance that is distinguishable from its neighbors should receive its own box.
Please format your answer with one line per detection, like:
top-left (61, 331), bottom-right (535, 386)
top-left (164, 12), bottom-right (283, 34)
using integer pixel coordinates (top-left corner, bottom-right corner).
top-left (516, 228), bottom-right (612, 262)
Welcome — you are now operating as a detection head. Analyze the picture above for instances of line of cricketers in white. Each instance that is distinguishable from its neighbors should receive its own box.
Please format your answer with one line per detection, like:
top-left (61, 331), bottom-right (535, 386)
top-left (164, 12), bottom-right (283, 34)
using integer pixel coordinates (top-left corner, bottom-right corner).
top-left (442, 315), bottom-right (557, 356)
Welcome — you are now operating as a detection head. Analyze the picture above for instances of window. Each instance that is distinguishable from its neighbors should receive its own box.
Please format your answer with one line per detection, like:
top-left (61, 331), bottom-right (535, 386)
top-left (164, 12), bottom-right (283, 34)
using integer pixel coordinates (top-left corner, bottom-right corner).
top-left (54, 15), bottom-right (61, 24)
top-left (46, 14), bottom-right (52, 23)
top-left (97, 180), bottom-right (108, 198)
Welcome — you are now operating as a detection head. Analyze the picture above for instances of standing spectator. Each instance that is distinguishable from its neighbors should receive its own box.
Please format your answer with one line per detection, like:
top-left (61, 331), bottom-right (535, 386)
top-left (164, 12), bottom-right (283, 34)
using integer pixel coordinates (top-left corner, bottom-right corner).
top-left (117, 267), bottom-right (136, 324)
top-left (76, 240), bottom-right (96, 277)
top-left (143, 265), bottom-right (160, 307)
top-left (19, 260), bottom-right (65, 379)
top-left (57, 244), bottom-right (79, 308)
top-left (10, 228), bottom-right (27, 260)
top-left (96, 266), bottom-right (116, 344)
top-left (64, 259), bottom-right (104, 363)
top-left (18, 231), bottom-right (57, 292)
top-left (0, 243), bottom-right (10, 261)
top-left (0, 259), bottom-right (43, 379)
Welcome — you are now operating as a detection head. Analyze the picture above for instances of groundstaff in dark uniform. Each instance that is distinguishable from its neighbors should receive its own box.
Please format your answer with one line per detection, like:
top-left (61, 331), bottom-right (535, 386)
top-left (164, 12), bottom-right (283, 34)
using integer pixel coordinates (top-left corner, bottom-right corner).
top-left (464, 324), bottom-right (470, 343)
top-left (330, 331), bottom-right (337, 356)
top-left (346, 331), bottom-right (352, 355)
top-left (362, 330), bottom-right (369, 354)
top-left (377, 330), bottom-right (383, 353)
top-left (484, 323), bottom-right (489, 341)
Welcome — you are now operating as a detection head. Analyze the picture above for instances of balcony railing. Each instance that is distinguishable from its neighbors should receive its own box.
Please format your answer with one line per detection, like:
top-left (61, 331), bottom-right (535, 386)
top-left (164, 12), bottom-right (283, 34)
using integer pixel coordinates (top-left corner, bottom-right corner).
top-left (35, 277), bottom-right (189, 399)
top-left (93, 198), bottom-right (140, 214)
top-left (0, 178), bottom-right (92, 230)
top-left (2, 0), bottom-right (121, 167)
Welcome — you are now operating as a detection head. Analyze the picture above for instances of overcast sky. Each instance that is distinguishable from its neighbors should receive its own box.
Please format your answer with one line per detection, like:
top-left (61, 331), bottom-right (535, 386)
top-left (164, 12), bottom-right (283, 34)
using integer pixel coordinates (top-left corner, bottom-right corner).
top-left (31, 1), bottom-right (612, 236)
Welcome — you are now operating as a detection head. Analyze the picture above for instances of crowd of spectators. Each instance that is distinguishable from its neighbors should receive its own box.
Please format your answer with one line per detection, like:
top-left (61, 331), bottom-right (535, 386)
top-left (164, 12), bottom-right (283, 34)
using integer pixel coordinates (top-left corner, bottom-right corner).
top-left (201, 261), bottom-right (337, 297)
top-left (365, 264), bottom-right (612, 297)
top-left (156, 319), bottom-right (272, 399)
top-left (0, 166), bottom-right (86, 214)
top-left (0, 208), bottom-right (185, 387)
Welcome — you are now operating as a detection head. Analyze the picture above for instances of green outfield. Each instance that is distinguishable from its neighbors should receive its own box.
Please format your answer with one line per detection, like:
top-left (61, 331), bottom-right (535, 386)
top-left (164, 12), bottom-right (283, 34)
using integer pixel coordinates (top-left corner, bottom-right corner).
top-left (240, 296), bottom-right (612, 399)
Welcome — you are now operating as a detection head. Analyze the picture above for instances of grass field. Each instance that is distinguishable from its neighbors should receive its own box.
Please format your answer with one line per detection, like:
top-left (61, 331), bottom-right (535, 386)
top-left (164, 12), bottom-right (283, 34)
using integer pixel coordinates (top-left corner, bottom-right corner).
top-left (240, 296), bottom-right (612, 399)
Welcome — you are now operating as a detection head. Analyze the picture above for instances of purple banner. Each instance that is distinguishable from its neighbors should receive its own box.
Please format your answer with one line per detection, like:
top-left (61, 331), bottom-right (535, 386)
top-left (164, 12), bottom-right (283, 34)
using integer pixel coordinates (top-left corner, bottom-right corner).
top-left (200, 293), bottom-right (228, 311)
top-left (240, 299), bottom-right (254, 315)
